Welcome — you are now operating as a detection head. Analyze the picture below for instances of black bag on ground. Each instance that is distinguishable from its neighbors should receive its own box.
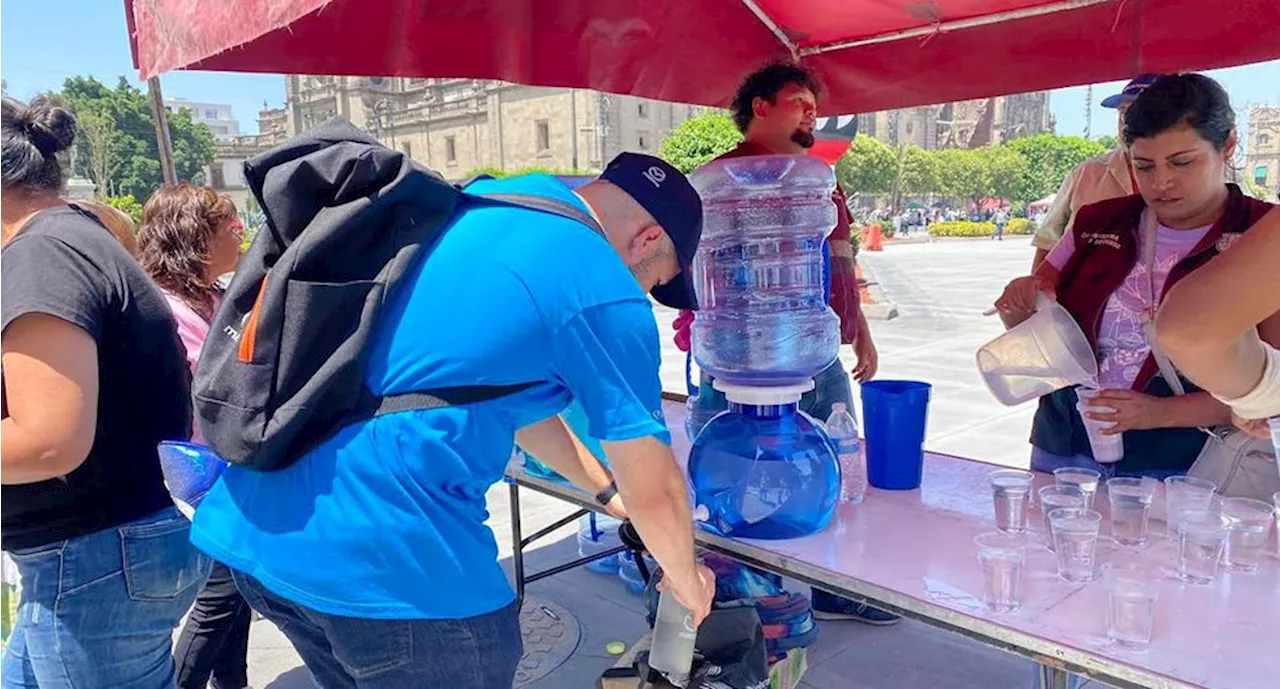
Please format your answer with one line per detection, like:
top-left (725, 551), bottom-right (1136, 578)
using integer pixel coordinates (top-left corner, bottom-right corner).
top-left (193, 118), bottom-right (601, 471)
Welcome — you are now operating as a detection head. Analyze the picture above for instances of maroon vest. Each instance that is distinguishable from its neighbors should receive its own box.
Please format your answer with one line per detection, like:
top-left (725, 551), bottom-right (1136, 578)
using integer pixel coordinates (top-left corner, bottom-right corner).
top-left (1055, 184), bottom-right (1274, 392)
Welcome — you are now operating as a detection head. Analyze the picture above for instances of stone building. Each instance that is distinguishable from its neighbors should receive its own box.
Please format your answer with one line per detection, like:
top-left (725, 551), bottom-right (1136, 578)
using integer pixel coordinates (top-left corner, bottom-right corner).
top-left (1246, 105), bottom-right (1280, 200)
top-left (857, 92), bottom-right (1052, 149)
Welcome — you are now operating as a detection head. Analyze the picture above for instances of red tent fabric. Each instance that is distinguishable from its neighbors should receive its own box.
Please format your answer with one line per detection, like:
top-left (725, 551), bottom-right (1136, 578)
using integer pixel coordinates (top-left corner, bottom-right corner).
top-left (128, 0), bottom-right (1280, 114)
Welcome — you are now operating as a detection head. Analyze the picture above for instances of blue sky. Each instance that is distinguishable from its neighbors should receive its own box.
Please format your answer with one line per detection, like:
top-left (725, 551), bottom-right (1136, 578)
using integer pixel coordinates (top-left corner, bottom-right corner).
top-left (3, 1), bottom-right (1278, 142)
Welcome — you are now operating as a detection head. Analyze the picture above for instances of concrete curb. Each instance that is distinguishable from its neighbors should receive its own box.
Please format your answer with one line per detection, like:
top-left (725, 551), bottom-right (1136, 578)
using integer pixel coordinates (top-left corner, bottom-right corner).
top-left (856, 259), bottom-right (899, 321)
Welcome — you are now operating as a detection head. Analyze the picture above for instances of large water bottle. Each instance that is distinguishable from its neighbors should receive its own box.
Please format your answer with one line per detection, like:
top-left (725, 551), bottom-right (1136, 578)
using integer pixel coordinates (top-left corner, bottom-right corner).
top-left (576, 513), bottom-right (623, 575)
top-left (650, 587), bottom-right (698, 685)
top-left (689, 154), bottom-right (840, 387)
top-left (825, 403), bottom-right (866, 504)
top-left (688, 383), bottom-right (841, 539)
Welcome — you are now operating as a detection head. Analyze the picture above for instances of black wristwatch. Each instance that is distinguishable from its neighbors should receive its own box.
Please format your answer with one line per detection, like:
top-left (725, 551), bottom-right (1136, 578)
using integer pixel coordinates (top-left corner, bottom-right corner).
top-left (594, 480), bottom-right (619, 507)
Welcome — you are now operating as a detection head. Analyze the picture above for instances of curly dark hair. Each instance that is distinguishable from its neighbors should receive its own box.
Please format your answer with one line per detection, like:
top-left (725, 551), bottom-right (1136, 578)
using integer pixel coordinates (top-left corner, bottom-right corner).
top-left (1124, 73), bottom-right (1235, 150)
top-left (138, 183), bottom-right (237, 321)
top-left (730, 62), bottom-right (823, 134)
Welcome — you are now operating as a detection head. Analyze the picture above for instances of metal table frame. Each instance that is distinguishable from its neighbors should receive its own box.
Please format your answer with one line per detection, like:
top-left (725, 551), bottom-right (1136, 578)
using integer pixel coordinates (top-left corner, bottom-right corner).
top-left (505, 468), bottom-right (1195, 689)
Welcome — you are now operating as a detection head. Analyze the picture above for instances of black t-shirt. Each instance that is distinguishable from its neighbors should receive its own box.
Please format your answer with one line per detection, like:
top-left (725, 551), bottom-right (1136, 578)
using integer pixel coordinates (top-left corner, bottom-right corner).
top-left (2, 205), bottom-right (192, 550)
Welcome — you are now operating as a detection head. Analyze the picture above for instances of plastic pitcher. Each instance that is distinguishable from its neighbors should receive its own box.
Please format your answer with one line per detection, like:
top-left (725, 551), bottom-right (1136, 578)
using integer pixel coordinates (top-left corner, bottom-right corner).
top-left (862, 380), bottom-right (932, 490)
top-left (977, 295), bottom-right (1098, 406)
top-left (688, 154), bottom-right (840, 387)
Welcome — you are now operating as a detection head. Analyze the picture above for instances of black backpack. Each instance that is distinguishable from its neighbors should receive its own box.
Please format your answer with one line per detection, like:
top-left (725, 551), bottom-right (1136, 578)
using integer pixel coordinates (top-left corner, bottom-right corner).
top-left (193, 119), bottom-right (602, 471)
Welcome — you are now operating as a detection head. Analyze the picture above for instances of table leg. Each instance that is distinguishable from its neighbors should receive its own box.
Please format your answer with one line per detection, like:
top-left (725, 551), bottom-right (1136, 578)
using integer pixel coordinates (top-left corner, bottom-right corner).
top-left (1036, 663), bottom-right (1073, 689)
top-left (510, 482), bottom-right (526, 608)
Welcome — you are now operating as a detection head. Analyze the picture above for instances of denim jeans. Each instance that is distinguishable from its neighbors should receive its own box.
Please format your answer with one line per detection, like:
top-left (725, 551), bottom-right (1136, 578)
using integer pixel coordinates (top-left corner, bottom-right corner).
top-left (1, 507), bottom-right (211, 689)
top-left (232, 571), bottom-right (523, 689)
top-left (1029, 448), bottom-right (1185, 481)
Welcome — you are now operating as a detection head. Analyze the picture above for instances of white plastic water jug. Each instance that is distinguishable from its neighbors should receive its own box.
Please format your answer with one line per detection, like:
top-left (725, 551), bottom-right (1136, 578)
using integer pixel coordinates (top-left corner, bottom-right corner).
top-left (976, 295), bottom-right (1098, 406)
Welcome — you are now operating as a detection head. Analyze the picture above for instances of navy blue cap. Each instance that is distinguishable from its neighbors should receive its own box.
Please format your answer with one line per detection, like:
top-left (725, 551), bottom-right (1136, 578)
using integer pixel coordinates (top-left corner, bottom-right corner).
top-left (600, 153), bottom-right (703, 310)
top-left (1101, 73), bottom-right (1161, 108)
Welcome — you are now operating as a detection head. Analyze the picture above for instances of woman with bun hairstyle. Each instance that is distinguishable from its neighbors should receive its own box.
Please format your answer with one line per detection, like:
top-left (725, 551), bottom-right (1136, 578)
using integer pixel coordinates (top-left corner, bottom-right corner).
top-left (1, 96), bottom-right (208, 687)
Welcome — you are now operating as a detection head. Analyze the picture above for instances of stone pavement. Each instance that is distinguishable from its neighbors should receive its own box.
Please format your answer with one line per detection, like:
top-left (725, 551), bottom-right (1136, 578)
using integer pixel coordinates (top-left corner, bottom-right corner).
top-left (242, 239), bottom-right (1077, 688)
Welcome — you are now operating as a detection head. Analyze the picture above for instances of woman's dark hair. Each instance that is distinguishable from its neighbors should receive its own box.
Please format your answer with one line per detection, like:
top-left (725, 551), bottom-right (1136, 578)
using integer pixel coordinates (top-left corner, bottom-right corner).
top-left (1123, 73), bottom-right (1235, 150)
top-left (138, 183), bottom-right (238, 321)
top-left (2, 95), bottom-right (77, 193)
top-left (730, 62), bottom-right (823, 133)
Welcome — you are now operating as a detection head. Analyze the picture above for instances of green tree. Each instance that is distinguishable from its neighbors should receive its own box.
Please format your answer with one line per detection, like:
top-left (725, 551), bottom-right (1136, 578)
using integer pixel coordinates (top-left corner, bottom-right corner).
top-left (103, 194), bottom-right (143, 225)
top-left (60, 76), bottom-right (215, 201)
top-left (896, 144), bottom-right (939, 198)
top-left (1006, 134), bottom-right (1106, 202)
top-left (1095, 134), bottom-right (1119, 150)
top-left (658, 111), bottom-right (741, 174)
top-left (835, 135), bottom-right (896, 195)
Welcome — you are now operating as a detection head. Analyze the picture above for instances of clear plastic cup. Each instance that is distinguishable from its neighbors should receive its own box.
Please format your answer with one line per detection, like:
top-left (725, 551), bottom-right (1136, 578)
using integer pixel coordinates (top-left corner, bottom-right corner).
top-left (975, 531), bottom-right (1028, 613)
top-left (1038, 485), bottom-right (1086, 549)
top-left (1102, 561), bottom-right (1161, 649)
top-left (1049, 507), bottom-right (1103, 583)
top-left (1163, 476), bottom-right (1217, 538)
top-left (989, 470), bottom-right (1035, 534)
top-left (1274, 491), bottom-right (1280, 556)
top-left (1176, 509), bottom-right (1229, 585)
top-left (1107, 477), bottom-right (1158, 547)
top-left (1075, 386), bottom-right (1101, 406)
top-left (1220, 497), bottom-right (1274, 573)
top-left (1053, 468), bottom-right (1101, 510)
top-left (1076, 402), bottom-right (1124, 463)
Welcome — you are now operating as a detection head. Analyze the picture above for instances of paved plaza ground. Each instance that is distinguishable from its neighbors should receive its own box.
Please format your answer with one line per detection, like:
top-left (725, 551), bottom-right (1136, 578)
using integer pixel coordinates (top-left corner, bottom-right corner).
top-left (242, 239), bottom-right (1094, 688)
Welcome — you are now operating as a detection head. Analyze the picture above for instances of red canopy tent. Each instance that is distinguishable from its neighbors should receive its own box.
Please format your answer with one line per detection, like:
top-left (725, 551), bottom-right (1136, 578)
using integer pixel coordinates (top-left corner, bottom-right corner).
top-left (127, 0), bottom-right (1280, 115)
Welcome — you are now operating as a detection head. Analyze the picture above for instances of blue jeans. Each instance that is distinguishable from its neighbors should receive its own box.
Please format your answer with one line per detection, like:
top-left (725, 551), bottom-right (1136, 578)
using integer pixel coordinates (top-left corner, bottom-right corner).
top-left (1029, 448), bottom-right (1185, 481)
top-left (232, 571), bottom-right (523, 689)
top-left (1, 507), bottom-right (210, 689)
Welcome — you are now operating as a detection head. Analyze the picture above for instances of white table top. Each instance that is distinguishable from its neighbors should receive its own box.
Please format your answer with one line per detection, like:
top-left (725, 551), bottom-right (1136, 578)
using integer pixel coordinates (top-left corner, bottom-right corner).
top-left (508, 398), bottom-right (1279, 689)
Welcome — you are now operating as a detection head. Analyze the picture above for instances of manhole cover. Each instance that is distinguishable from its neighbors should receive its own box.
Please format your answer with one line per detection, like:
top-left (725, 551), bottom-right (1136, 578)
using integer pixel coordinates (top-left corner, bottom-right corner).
top-left (515, 596), bottom-right (581, 686)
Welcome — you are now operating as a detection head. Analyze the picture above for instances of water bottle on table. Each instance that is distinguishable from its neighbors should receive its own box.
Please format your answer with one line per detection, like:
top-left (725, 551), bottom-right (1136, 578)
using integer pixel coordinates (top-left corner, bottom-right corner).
top-left (825, 403), bottom-right (865, 503)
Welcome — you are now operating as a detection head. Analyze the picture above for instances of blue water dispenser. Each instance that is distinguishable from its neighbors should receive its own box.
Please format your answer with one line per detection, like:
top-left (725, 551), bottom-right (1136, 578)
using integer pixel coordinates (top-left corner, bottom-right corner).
top-left (686, 154), bottom-right (843, 539)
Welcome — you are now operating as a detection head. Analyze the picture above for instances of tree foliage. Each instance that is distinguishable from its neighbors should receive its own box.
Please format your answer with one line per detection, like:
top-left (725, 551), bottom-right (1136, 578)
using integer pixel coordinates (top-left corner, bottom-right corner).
top-left (835, 135), bottom-right (896, 195)
top-left (103, 194), bottom-right (144, 225)
top-left (59, 76), bottom-right (215, 201)
top-left (1005, 134), bottom-right (1106, 201)
top-left (658, 111), bottom-right (741, 174)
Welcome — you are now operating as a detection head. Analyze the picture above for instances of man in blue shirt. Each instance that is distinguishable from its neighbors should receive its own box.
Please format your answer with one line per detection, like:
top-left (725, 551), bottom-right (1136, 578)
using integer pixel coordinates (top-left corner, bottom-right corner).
top-left (191, 153), bottom-right (714, 689)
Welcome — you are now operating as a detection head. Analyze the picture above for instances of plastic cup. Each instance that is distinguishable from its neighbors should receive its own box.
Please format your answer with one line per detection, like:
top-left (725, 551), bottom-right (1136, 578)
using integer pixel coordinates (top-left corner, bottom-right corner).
top-left (989, 470), bottom-right (1034, 534)
top-left (975, 532), bottom-right (1027, 613)
top-left (1102, 562), bottom-right (1161, 649)
top-left (1053, 468), bottom-right (1101, 510)
top-left (1163, 476), bottom-right (1217, 538)
top-left (1274, 491), bottom-right (1280, 556)
top-left (1106, 477), bottom-right (1158, 547)
top-left (1049, 508), bottom-right (1102, 583)
top-left (1176, 509), bottom-right (1229, 585)
top-left (1220, 497), bottom-right (1274, 573)
top-left (1075, 386), bottom-right (1100, 406)
top-left (1038, 485), bottom-right (1086, 549)
top-left (1076, 402), bottom-right (1124, 463)
top-left (862, 380), bottom-right (931, 490)
top-left (1269, 418), bottom-right (1280, 461)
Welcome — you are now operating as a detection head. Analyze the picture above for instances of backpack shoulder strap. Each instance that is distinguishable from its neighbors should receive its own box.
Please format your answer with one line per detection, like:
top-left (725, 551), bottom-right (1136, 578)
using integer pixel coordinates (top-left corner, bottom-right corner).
top-left (468, 192), bottom-right (605, 237)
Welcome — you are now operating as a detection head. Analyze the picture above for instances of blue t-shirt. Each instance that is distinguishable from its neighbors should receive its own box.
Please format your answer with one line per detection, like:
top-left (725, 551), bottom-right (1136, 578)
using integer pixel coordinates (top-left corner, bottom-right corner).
top-left (191, 176), bottom-right (670, 619)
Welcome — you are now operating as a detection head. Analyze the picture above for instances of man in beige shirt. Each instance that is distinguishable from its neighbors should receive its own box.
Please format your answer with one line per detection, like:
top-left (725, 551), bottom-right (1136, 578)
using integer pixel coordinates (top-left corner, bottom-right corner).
top-left (1031, 74), bottom-right (1159, 270)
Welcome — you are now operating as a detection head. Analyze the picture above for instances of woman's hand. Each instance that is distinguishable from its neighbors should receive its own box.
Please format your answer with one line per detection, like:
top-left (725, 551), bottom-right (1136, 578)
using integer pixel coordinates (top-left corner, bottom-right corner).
top-left (994, 274), bottom-right (1055, 317)
top-left (1083, 390), bottom-right (1167, 434)
top-left (1231, 413), bottom-right (1272, 440)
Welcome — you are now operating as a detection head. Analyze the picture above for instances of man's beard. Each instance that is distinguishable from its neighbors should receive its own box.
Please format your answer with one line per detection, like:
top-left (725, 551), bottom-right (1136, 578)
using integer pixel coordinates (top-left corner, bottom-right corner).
top-left (791, 129), bottom-right (815, 149)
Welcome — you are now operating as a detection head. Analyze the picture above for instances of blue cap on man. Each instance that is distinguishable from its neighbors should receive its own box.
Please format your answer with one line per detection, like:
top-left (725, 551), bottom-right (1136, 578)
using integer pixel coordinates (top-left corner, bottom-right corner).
top-left (600, 153), bottom-right (703, 310)
top-left (1101, 74), bottom-right (1161, 108)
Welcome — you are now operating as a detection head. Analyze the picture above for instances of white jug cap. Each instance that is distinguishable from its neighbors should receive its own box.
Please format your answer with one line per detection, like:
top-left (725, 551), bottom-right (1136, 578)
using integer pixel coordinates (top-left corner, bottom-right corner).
top-left (712, 380), bottom-right (815, 405)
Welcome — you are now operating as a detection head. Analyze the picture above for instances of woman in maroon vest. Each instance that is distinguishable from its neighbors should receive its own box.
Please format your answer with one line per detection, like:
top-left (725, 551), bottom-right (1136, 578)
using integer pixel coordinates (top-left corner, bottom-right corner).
top-left (995, 73), bottom-right (1279, 480)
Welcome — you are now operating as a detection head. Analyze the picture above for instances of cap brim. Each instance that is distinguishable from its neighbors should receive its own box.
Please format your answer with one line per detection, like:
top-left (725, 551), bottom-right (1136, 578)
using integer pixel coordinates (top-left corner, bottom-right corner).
top-left (1100, 93), bottom-right (1134, 109)
top-left (651, 269), bottom-right (698, 311)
